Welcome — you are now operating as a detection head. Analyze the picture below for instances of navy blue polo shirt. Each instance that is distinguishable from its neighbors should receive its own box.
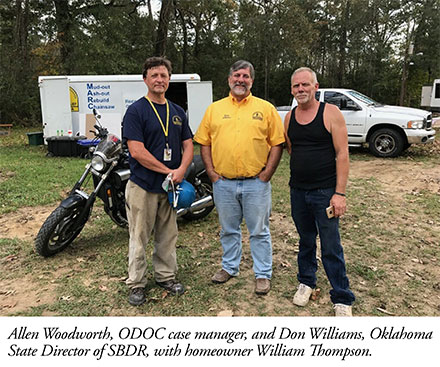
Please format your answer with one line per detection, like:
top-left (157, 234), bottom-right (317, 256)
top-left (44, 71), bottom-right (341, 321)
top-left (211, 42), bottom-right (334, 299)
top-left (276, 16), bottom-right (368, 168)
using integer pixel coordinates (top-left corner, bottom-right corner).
top-left (122, 97), bottom-right (193, 193)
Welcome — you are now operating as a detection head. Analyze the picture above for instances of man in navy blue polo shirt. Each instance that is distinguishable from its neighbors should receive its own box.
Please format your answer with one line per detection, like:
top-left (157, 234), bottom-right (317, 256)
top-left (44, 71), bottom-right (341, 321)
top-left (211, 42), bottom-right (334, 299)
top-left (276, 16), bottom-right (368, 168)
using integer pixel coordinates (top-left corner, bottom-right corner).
top-left (123, 57), bottom-right (193, 306)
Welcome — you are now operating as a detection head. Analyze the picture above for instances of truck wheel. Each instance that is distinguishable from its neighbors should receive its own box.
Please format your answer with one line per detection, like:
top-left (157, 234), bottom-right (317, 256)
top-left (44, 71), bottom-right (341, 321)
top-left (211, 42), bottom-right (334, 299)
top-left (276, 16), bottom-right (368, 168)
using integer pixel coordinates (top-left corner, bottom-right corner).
top-left (368, 128), bottom-right (404, 158)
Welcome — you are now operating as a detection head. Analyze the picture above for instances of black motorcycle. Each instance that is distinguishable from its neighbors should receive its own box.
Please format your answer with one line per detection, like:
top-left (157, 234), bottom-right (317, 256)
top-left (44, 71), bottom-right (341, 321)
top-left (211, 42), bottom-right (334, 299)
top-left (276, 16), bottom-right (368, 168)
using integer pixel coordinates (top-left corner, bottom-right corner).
top-left (35, 110), bottom-right (214, 257)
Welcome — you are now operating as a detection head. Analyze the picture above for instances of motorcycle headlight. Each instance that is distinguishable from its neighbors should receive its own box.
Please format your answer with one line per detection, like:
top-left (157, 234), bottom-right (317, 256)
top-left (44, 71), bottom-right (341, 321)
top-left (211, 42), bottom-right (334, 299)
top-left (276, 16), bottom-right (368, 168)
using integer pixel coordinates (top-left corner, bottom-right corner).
top-left (91, 155), bottom-right (106, 171)
top-left (407, 120), bottom-right (423, 129)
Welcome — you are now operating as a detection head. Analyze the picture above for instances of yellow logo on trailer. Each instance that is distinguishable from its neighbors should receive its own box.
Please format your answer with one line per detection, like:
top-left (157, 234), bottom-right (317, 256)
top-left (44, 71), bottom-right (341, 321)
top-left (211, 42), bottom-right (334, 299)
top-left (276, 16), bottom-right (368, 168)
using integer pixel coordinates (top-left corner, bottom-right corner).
top-left (69, 87), bottom-right (79, 112)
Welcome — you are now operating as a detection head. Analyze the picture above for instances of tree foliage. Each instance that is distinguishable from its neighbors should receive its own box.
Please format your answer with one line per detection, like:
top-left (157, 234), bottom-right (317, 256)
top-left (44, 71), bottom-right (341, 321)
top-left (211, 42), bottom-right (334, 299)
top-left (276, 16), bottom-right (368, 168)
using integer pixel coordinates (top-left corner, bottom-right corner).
top-left (0, 0), bottom-right (438, 125)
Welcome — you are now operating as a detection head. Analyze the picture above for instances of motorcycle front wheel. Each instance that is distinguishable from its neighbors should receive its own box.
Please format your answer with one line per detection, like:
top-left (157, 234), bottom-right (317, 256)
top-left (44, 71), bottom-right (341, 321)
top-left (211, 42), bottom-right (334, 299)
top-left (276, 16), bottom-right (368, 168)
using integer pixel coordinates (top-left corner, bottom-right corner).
top-left (35, 204), bottom-right (90, 257)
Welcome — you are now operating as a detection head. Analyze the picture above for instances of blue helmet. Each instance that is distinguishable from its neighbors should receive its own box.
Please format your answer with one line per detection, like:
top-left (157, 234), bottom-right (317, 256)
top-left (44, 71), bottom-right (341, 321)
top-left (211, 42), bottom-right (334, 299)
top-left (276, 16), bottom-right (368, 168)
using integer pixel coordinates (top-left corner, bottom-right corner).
top-left (168, 179), bottom-right (196, 209)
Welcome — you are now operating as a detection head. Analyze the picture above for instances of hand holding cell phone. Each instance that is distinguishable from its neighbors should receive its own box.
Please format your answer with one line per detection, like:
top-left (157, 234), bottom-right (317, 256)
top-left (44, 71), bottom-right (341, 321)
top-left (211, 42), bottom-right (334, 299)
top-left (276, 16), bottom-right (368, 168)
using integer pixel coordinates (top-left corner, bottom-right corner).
top-left (326, 205), bottom-right (335, 219)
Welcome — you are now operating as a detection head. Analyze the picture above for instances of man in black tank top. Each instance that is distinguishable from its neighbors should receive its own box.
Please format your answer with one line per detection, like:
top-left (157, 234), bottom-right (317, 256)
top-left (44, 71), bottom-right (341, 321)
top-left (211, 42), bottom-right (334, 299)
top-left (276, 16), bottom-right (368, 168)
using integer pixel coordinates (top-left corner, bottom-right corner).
top-left (284, 67), bottom-right (355, 316)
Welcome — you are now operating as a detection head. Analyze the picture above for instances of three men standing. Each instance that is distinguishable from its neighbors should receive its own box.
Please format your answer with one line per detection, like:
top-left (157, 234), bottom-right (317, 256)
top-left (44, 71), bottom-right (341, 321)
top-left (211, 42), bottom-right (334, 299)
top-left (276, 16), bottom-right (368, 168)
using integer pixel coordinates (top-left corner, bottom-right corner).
top-left (195, 60), bottom-right (285, 295)
top-left (122, 57), bottom-right (354, 315)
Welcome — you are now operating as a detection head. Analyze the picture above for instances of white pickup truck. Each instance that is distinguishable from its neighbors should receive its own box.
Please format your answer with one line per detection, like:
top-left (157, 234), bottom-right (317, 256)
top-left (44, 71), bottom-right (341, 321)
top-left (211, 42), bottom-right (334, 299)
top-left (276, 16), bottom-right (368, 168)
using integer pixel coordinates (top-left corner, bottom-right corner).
top-left (278, 88), bottom-right (435, 157)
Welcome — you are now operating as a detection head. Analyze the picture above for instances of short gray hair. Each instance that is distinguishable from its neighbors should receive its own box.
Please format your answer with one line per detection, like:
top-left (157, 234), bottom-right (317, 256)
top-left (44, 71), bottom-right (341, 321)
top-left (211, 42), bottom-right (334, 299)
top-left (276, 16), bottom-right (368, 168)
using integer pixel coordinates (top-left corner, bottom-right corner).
top-left (292, 67), bottom-right (318, 84)
top-left (229, 60), bottom-right (255, 80)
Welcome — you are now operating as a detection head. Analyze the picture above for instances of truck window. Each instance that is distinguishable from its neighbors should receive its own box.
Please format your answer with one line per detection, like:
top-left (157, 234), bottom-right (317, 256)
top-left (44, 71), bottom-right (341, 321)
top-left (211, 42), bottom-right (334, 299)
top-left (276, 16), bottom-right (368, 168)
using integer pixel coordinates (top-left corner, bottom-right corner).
top-left (324, 91), bottom-right (357, 110)
top-left (315, 91), bottom-right (320, 100)
top-left (435, 83), bottom-right (440, 99)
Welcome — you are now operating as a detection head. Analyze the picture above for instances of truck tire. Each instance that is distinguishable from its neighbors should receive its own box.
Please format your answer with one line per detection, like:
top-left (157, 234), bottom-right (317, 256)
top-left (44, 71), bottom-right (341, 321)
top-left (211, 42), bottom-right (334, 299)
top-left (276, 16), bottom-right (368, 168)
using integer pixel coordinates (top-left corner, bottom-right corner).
top-left (368, 128), bottom-right (404, 158)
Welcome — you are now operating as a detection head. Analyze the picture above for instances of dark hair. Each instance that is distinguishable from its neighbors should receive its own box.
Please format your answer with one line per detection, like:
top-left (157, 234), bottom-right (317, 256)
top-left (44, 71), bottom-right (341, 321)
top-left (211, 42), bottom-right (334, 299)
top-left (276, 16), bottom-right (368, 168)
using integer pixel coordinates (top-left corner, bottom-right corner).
top-left (142, 57), bottom-right (172, 78)
top-left (229, 60), bottom-right (255, 80)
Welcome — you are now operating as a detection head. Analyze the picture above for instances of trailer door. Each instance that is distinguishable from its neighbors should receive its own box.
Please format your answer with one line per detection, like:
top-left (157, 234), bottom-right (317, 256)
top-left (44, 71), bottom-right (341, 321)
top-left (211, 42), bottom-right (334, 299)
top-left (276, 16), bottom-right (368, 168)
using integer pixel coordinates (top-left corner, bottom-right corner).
top-left (186, 81), bottom-right (213, 133)
top-left (39, 77), bottom-right (72, 138)
top-left (433, 80), bottom-right (440, 109)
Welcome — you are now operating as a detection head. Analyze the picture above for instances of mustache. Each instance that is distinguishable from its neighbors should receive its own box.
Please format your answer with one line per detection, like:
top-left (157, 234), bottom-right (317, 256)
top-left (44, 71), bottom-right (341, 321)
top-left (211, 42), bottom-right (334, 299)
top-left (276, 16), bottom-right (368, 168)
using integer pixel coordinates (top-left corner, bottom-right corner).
top-left (233, 82), bottom-right (248, 88)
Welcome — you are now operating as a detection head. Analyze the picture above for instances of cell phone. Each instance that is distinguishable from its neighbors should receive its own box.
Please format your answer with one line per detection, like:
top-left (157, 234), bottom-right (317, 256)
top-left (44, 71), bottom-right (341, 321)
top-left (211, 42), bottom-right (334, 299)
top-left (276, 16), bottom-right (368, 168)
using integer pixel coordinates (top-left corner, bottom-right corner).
top-left (326, 205), bottom-right (335, 219)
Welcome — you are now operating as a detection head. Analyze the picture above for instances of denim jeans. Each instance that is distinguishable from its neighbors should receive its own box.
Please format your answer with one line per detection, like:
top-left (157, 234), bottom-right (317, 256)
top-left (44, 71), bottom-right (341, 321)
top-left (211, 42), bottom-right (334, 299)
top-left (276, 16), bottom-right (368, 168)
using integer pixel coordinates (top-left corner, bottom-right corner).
top-left (290, 187), bottom-right (355, 305)
top-left (213, 178), bottom-right (272, 279)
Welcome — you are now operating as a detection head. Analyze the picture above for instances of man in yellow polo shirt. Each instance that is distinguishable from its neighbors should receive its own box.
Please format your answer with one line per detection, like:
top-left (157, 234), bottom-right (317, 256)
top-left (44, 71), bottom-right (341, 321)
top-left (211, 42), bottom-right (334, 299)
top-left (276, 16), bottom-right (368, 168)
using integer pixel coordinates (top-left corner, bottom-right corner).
top-left (194, 60), bottom-right (285, 295)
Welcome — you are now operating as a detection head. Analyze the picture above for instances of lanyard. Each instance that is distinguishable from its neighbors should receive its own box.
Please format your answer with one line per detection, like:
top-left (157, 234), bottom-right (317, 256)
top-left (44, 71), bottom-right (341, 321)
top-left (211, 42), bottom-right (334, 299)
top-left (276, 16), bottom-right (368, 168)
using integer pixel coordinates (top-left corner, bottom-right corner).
top-left (145, 96), bottom-right (170, 146)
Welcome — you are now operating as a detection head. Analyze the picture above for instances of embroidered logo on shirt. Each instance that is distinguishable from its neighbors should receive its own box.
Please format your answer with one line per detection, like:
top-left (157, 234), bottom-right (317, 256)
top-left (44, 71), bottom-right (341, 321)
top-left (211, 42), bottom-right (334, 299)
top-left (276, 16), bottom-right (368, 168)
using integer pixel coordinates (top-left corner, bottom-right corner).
top-left (222, 114), bottom-right (231, 119)
top-left (172, 115), bottom-right (182, 125)
top-left (252, 111), bottom-right (263, 121)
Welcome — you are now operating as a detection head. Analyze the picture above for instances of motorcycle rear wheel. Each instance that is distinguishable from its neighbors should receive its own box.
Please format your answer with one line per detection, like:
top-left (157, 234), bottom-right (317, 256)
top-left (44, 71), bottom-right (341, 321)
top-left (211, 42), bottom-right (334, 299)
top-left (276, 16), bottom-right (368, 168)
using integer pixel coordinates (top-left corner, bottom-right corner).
top-left (182, 174), bottom-right (214, 221)
top-left (35, 205), bottom-right (90, 257)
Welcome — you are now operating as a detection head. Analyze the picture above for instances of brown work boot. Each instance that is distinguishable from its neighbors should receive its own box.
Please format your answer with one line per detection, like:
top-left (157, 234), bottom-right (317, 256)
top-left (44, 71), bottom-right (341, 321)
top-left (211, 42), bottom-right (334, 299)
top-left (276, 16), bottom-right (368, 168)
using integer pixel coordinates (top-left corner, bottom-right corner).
top-left (255, 278), bottom-right (271, 295)
top-left (211, 269), bottom-right (232, 284)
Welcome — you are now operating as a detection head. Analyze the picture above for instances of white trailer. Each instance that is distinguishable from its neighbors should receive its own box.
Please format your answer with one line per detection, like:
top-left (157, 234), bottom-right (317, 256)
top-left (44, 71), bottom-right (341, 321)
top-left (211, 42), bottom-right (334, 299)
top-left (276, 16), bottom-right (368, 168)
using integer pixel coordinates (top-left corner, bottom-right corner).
top-left (38, 74), bottom-right (213, 139)
top-left (421, 79), bottom-right (440, 112)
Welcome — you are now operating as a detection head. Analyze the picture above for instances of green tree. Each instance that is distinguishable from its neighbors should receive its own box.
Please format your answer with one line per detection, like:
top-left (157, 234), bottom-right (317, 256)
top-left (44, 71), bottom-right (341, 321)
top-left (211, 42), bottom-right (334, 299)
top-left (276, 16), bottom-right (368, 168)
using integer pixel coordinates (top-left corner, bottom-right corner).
top-left (1, 0), bottom-right (439, 125)
top-left (237, 0), bottom-right (315, 105)
top-left (405, 0), bottom-right (440, 107)
top-left (166, 0), bottom-right (238, 99)
top-left (0, 0), bottom-right (45, 124)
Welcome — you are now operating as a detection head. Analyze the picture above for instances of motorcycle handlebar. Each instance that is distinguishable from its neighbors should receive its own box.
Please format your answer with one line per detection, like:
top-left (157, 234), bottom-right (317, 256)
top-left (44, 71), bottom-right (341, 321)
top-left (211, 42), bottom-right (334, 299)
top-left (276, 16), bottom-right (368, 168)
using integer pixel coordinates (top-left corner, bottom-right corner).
top-left (93, 108), bottom-right (102, 119)
top-left (91, 109), bottom-right (109, 138)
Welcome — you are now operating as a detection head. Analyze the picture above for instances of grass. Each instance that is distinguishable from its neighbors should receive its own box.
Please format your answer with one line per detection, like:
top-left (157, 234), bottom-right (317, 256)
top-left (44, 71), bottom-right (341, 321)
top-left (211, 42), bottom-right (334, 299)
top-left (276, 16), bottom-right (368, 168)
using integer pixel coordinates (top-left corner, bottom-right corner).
top-left (1, 126), bottom-right (440, 316)
top-left (0, 129), bottom-right (88, 214)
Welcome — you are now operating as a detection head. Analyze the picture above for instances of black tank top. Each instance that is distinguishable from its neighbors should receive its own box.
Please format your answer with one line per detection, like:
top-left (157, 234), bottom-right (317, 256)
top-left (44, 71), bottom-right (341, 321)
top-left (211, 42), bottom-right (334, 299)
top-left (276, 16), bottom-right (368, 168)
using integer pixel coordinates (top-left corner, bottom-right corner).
top-left (288, 102), bottom-right (336, 189)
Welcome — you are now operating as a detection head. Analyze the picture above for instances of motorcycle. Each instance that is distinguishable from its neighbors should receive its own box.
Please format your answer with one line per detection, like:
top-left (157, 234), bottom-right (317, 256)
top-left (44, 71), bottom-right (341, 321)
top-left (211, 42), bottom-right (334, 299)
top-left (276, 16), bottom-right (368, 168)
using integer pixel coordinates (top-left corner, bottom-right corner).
top-left (35, 109), bottom-right (214, 257)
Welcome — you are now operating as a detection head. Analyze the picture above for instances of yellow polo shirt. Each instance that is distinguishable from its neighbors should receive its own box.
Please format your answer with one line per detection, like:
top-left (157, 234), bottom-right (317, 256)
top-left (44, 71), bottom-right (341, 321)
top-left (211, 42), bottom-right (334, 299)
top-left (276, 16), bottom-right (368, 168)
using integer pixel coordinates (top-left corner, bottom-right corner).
top-left (194, 93), bottom-right (285, 178)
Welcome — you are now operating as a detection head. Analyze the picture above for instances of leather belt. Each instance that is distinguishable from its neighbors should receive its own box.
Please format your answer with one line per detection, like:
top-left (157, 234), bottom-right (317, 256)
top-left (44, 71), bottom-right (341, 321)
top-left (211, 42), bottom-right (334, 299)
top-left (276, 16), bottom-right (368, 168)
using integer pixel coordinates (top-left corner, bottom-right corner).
top-left (225, 176), bottom-right (257, 180)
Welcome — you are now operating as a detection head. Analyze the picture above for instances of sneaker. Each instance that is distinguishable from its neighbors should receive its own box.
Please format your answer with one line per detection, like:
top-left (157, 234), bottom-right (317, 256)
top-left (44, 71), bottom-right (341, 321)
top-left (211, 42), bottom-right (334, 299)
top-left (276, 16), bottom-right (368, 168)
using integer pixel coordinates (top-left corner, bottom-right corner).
top-left (293, 283), bottom-right (313, 306)
top-left (128, 287), bottom-right (146, 306)
top-left (255, 278), bottom-right (271, 295)
top-left (156, 279), bottom-right (185, 295)
top-left (211, 269), bottom-right (232, 284)
top-left (334, 303), bottom-right (353, 316)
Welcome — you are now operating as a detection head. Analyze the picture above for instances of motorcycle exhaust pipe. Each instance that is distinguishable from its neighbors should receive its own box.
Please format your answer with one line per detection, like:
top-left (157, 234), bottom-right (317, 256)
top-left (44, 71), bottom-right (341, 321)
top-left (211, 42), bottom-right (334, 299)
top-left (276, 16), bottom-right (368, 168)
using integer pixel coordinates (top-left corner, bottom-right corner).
top-left (176, 195), bottom-right (213, 217)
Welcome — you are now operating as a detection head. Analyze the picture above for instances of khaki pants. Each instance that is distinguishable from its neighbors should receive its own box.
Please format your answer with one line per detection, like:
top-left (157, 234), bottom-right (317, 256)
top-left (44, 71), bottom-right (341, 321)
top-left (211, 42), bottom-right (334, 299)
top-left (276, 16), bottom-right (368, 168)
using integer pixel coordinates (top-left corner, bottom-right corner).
top-left (125, 180), bottom-right (178, 289)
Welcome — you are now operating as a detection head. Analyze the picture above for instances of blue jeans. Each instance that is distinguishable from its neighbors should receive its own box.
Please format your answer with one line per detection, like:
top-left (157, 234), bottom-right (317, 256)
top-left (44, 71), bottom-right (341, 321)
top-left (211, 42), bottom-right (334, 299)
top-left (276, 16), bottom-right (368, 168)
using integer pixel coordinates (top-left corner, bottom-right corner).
top-left (290, 187), bottom-right (355, 305)
top-left (213, 178), bottom-right (272, 279)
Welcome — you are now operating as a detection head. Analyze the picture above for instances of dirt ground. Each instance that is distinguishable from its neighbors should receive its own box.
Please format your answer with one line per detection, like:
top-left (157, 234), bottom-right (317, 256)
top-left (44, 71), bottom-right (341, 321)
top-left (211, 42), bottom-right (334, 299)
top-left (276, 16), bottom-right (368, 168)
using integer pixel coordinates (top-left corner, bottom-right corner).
top-left (1, 157), bottom-right (440, 316)
top-left (4, 159), bottom-right (437, 241)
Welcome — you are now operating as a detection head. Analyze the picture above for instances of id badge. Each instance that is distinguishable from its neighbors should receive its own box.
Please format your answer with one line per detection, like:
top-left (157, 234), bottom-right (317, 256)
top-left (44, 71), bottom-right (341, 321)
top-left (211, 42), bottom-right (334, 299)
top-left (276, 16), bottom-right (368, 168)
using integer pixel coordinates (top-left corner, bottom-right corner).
top-left (164, 147), bottom-right (172, 161)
